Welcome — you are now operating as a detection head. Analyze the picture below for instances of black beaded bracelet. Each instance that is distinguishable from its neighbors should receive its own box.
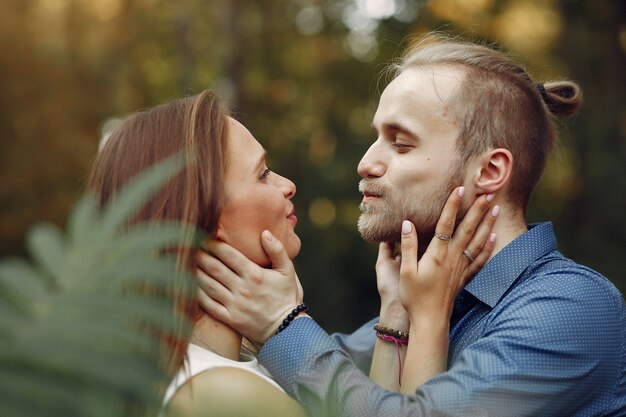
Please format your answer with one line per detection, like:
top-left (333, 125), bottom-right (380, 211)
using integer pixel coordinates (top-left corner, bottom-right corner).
top-left (276, 303), bottom-right (309, 334)
top-left (374, 323), bottom-right (409, 340)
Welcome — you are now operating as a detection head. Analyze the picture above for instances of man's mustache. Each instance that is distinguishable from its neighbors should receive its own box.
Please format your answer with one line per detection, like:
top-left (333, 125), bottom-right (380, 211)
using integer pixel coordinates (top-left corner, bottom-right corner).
top-left (358, 180), bottom-right (388, 197)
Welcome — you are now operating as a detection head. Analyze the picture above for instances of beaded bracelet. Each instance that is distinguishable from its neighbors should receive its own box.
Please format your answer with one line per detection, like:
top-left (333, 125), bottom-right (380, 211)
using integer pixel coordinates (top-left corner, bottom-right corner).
top-left (276, 303), bottom-right (309, 334)
top-left (374, 323), bottom-right (409, 341)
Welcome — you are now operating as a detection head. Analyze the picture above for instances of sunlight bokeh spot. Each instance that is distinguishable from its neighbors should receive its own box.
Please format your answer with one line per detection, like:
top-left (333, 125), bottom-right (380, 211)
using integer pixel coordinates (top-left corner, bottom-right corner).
top-left (429, 0), bottom-right (495, 25)
top-left (308, 129), bottom-right (337, 166)
top-left (309, 198), bottom-right (336, 227)
top-left (363, 0), bottom-right (396, 20)
top-left (295, 6), bottom-right (324, 36)
top-left (619, 26), bottom-right (626, 53)
top-left (92, 0), bottom-right (121, 20)
top-left (338, 199), bottom-right (362, 227)
top-left (492, 2), bottom-right (561, 53)
top-left (345, 32), bottom-right (379, 62)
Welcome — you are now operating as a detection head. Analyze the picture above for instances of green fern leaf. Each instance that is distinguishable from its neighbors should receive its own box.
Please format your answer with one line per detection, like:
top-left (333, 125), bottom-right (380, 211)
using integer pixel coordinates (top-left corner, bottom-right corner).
top-left (0, 153), bottom-right (195, 417)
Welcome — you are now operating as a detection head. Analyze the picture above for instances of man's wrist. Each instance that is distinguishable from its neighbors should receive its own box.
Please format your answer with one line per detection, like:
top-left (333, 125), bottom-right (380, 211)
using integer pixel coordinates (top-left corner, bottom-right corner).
top-left (262, 304), bottom-right (310, 343)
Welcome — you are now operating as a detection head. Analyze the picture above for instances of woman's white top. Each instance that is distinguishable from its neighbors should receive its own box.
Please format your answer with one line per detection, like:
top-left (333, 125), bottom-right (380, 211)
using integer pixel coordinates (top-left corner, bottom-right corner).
top-left (163, 343), bottom-right (284, 406)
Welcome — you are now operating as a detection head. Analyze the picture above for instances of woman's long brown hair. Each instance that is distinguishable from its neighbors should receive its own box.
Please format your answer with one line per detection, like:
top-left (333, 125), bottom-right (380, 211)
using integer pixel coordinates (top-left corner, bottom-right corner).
top-left (88, 90), bottom-right (229, 374)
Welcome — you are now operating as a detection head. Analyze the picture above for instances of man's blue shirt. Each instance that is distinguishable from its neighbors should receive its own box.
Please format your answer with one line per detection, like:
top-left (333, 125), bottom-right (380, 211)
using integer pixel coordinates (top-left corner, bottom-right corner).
top-left (259, 223), bottom-right (626, 416)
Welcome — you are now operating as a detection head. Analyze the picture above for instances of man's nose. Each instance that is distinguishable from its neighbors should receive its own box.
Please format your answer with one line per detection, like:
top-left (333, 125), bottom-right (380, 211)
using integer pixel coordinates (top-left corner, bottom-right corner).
top-left (357, 141), bottom-right (386, 178)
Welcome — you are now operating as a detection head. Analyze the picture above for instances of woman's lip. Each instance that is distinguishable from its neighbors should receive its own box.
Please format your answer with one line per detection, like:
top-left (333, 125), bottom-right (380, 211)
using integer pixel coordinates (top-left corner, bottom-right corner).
top-left (287, 214), bottom-right (298, 225)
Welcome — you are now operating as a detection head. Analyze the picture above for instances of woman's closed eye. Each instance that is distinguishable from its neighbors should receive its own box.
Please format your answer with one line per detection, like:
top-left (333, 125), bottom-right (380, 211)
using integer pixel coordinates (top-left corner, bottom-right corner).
top-left (260, 168), bottom-right (272, 180)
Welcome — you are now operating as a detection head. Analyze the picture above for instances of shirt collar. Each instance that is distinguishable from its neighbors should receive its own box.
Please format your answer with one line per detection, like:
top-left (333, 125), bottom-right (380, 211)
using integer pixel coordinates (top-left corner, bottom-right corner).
top-left (464, 222), bottom-right (558, 308)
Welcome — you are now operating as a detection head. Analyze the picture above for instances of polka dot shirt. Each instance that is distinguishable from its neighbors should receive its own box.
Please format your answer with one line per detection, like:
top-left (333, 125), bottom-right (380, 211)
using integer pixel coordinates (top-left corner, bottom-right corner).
top-left (259, 223), bottom-right (626, 417)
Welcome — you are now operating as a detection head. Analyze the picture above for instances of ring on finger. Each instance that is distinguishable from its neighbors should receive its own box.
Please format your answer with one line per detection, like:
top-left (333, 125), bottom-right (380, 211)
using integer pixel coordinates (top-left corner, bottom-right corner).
top-left (463, 249), bottom-right (475, 262)
top-left (434, 232), bottom-right (453, 241)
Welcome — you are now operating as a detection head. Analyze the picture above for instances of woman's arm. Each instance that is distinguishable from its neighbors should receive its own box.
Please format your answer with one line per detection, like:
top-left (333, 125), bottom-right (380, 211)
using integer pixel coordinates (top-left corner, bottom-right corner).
top-left (369, 188), bottom-right (498, 392)
top-left (398, 189), bottom-right (498, 392)
top-left (368, 241), bottom-right (408, 391)
top-left (165, 367), bottom-right (307, 417)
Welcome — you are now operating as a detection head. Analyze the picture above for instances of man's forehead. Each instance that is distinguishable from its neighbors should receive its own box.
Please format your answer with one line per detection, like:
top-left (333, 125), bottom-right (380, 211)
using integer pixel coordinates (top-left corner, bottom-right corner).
top-left (374, 65), bottom-right (464, 123)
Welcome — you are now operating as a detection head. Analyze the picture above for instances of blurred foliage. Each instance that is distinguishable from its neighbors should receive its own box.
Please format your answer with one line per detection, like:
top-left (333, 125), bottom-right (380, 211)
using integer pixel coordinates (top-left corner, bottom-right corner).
top-left (1, 0), bottom-right (624, 333)
top-left (0, 154), bottom-right (195, 417)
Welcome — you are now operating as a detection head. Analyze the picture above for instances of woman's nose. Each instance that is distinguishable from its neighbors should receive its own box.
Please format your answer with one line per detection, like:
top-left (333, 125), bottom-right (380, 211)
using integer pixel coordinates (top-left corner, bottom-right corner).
top-left (276, 174), bottom-right (296, 199)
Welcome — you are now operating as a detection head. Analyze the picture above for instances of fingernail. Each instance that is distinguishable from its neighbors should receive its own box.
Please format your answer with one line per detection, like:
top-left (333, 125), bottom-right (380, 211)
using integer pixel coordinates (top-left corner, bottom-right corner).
top-left (491, 205), bottom-right (500, 217)
top-left (486, 193), bottom-right (495, 202)
top-left (402, 220), bottom-right (411, 235)
top-left (489, 232), bottom-right (497, 243)
top-left (262, 230), bottom-right (275, 242)
top-left (457, 186), bottom-right (465, 198)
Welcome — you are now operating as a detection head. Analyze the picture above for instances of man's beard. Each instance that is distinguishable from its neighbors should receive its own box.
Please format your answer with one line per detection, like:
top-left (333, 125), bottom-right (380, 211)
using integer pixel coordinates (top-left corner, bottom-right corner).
top-left (357, 163), bottom-right (465, 246)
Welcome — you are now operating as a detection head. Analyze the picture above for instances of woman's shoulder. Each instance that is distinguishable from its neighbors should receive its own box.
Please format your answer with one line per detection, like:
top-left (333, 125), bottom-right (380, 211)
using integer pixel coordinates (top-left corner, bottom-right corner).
top-left (165, 367), bottom-right (307, 417)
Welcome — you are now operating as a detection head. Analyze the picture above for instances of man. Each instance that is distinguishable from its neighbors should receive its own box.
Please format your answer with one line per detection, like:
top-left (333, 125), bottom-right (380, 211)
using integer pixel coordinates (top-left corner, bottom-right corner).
top-left (197, 33), bottom-right (626, 416)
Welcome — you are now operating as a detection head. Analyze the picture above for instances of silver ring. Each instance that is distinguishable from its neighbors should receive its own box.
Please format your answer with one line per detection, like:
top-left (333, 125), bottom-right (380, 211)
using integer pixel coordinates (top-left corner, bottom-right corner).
top-left (434, 232), bottom-right (453, 241)
top-left (463, 249), bottom-right (475, 262)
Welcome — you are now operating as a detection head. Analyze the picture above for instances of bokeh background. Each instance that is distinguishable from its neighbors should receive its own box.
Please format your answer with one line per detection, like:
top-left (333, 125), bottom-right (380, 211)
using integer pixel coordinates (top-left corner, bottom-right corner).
top-left (1, 0), bottom-right (624, 333)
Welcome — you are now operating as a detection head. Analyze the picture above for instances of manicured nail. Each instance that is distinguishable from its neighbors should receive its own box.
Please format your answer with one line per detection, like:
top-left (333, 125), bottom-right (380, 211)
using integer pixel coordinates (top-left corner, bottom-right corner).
top-left (402, 220), bottom-right (411, 235)
top-left (486, 193), bottom-right (495, 202)
top-left (489, 232), bottom-right (497, 243)
top-left (491, 205), bottom-right (500, 217)
top-left (457, 186), bottom-right (465, 198)
top-left (262, 230), bottom-right (275, 241)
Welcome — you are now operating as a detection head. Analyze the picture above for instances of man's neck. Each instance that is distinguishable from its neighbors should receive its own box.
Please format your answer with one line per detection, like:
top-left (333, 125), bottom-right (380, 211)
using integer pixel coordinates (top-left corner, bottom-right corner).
top-left (487, 207), bottom-right (527, 261)
top-left (417, 203), bottom-right (527, 261)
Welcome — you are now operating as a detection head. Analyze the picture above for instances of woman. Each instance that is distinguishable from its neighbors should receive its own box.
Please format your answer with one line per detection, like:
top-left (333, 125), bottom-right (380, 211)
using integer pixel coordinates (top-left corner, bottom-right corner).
top-left (89, 90), bottom-right (306, 417)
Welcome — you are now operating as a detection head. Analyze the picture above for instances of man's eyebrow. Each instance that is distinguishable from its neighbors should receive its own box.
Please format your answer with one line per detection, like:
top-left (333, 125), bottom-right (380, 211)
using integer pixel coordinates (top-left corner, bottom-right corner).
top-left (373, 122), bottom-right (419, 139)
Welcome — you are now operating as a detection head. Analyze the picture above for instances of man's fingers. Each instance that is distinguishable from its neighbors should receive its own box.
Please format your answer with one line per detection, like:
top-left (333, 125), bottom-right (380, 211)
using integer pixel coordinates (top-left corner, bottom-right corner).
top-left (195, 250), bottom-right (237, 290)
top-left (197, 288), bottom-right (231, 323)
top-left (196, 268), bottom-right (234, 304)
top-left (261, 230), bottom-right (292, 272)
top-left (400, 220), bottom-right (418, 279)
top-left (203, 239), bottom-right (254, 277)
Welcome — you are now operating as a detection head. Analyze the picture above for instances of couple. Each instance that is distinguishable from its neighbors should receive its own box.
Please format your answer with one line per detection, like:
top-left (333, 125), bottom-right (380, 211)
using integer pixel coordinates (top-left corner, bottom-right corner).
top-left (90, 33), bottom-right (626, 417)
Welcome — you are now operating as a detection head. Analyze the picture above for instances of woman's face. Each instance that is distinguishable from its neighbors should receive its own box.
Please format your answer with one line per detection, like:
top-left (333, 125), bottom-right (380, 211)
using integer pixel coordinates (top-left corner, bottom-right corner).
top-left (216, 117), bottom-right (301, 266)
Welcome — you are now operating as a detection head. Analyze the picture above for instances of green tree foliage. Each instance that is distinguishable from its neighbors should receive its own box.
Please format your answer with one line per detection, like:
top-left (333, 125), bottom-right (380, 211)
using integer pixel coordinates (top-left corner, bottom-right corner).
top-left (1, 0), bottom-right (624, 333)
top-left (0, 154), bottom-right (195, 417)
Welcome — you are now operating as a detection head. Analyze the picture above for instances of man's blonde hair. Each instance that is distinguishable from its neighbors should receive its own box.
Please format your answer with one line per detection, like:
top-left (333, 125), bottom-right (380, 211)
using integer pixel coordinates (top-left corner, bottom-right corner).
top-left (392, 33), bottom-right (582, 211)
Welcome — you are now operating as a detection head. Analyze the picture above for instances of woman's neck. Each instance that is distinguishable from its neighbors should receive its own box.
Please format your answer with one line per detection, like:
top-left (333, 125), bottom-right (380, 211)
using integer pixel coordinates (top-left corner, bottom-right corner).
top-left (192, 313), bottom-right (242, 361)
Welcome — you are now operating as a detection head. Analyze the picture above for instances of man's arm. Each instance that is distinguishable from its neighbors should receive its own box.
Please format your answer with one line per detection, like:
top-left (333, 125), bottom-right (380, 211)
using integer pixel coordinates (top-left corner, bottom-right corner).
top-left (260, 317), bottom-right (432, 417)
top-left (259, 271), bottom-right (625, 417)
top-left (329, 317), bottom-right (377, 375)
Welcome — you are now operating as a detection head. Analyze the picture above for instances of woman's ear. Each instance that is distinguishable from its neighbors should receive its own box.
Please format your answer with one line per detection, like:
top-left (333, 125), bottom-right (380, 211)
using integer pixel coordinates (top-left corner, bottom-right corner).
top-left (470, 148), bottom-right (513, 194)
top-left (214, 223), bottom-right (228, 242)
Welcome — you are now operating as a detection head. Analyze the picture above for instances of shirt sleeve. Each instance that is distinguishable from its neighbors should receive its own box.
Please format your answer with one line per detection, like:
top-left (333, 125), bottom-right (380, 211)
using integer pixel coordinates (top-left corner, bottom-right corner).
top-left (329, 317), bottom-right (377, 375)
top-left (259, 317), bottom-right (431, 417)
top-left (259, 270), bottom-right (624, 417)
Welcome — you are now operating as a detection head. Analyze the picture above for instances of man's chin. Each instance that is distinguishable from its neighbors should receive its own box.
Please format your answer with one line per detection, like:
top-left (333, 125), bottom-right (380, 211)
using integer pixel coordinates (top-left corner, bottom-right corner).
top-left (357, 220), bottom-right (401, 243)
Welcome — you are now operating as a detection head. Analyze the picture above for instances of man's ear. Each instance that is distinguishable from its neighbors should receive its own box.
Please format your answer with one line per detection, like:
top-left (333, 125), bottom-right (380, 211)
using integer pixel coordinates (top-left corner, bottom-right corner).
top-left (470, 148), bottom-right (513, 194)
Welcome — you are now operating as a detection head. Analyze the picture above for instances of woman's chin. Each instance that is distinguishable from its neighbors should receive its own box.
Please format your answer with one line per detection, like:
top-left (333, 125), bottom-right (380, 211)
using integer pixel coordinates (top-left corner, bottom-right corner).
top-left (285, 236), bottom-right (302, 260)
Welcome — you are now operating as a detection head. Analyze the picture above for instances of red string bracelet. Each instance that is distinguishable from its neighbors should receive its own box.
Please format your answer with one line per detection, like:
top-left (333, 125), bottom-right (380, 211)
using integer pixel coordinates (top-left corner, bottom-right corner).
top-left (375, 331), bottom-right (409, 386)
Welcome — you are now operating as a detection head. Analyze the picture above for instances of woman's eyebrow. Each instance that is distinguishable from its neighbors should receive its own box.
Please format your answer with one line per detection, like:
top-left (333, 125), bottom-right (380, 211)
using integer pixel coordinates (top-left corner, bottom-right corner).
top-left (254, 150), bottom-right (267, 173)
